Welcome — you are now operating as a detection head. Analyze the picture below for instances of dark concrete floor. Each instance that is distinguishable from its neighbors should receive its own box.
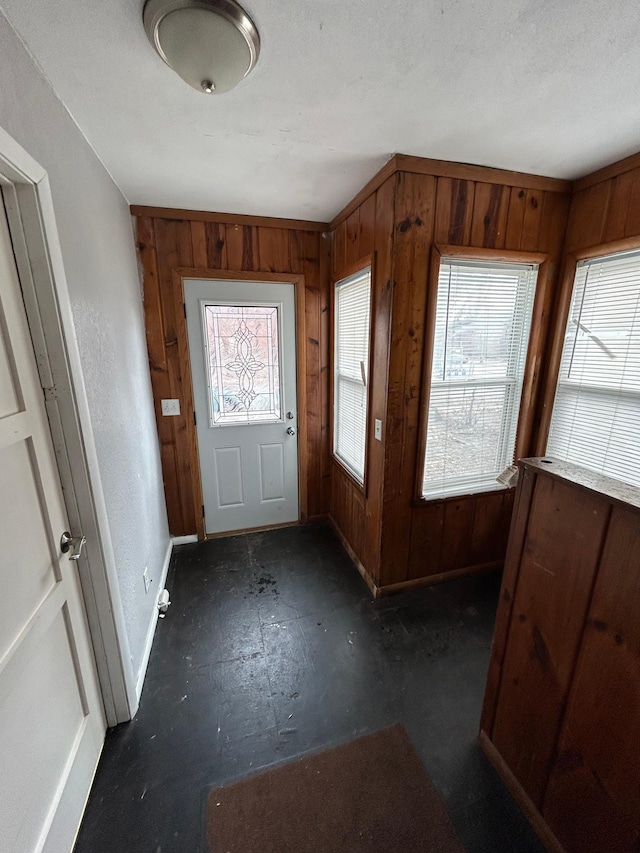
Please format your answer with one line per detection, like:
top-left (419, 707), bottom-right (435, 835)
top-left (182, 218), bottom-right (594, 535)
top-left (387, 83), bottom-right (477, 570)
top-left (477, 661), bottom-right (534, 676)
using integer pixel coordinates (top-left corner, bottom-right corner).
top-left (75, 523), bottom-right (545, 853)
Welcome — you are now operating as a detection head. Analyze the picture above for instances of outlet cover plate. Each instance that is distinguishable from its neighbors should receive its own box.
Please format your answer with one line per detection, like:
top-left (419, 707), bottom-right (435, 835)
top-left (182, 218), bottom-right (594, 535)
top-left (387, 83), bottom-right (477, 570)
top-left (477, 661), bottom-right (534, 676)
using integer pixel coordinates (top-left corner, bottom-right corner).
top-left (161, 399), bottom-right (180, 416)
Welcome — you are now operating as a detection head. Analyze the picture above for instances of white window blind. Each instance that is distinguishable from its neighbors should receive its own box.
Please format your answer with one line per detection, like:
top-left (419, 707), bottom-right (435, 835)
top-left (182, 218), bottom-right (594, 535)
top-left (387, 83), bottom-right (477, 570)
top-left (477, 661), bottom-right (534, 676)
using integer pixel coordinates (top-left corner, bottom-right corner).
top-left (547, 250), bottom-right (640, 487)
top-left (334, 267), bottom-right (372, 483)
top-left (422, 259), bottom-right (538, 499)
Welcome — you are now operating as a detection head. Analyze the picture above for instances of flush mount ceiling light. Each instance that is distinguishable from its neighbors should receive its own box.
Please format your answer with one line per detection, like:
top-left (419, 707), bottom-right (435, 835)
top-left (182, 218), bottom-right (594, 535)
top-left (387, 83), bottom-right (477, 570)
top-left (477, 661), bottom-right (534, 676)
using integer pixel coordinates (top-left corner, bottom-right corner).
top-left (143, 0), bottom-right (260, 94)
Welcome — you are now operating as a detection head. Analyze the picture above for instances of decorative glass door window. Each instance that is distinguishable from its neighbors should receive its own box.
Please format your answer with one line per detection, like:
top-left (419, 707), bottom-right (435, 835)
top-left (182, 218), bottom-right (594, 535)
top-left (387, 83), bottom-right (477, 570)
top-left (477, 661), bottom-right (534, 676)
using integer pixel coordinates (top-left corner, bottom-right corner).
top-left (202, 303), bottom-right (282, 425)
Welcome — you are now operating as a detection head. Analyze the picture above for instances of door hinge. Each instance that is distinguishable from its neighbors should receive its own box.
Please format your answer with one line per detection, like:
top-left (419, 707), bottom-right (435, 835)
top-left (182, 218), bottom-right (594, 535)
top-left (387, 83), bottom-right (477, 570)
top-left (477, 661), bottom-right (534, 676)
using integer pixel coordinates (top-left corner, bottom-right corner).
top-left (183, 303), bottom-right (187, 318)
top-left (193, 411), bottom-right (197, 425)
top-left (202, 504), bottom-right (205, 518)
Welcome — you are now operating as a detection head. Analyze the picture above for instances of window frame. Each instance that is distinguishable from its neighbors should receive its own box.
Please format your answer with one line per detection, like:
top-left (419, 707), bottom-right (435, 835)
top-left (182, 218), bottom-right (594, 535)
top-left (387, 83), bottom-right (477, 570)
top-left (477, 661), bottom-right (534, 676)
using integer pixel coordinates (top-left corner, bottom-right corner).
top-left (537, 234), bottom-right (640, 459)
top-left (415, 244), bottom-right (550, 504)
top-left (331, 255), bottom-right (374, 492)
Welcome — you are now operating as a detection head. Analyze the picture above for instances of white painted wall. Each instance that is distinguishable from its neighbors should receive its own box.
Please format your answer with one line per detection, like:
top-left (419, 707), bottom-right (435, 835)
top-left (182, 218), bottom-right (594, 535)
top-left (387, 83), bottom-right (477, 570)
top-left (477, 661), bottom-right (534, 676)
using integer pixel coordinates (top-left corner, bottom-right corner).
top-left (0, 11), bottom-right (170, 685)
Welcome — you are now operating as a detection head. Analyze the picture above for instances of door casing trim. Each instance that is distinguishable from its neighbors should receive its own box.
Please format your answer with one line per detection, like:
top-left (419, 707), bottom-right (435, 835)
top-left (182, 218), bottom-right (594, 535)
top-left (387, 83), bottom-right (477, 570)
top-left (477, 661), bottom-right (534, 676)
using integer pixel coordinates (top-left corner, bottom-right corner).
top-left (0, 124), bottom-right (137, 724)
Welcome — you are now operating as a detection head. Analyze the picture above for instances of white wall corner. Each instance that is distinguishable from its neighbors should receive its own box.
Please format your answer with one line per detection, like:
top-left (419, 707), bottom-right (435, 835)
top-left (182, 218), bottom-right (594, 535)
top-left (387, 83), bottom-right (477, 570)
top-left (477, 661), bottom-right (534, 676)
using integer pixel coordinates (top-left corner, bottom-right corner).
top-left (134, 537), bottom-right (173, 706)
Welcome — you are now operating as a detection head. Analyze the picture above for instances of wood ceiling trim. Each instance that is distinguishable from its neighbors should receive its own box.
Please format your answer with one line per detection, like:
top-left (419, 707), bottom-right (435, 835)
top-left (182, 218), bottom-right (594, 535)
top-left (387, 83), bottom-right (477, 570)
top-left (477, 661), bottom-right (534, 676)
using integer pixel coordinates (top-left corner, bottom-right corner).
top-left (130, 205), bottom-right (329, 232)
top-left (572, 149), bottom-right (640, 192)
top-left (330, 154), bottom-right (572, 230)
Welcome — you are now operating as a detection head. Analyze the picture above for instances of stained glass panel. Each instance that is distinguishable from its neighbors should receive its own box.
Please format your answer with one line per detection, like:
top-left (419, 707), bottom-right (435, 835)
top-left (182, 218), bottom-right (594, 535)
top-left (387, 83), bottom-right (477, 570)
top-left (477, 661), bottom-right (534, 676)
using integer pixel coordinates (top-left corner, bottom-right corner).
top-left (203, 304), bottom-right (281, 425)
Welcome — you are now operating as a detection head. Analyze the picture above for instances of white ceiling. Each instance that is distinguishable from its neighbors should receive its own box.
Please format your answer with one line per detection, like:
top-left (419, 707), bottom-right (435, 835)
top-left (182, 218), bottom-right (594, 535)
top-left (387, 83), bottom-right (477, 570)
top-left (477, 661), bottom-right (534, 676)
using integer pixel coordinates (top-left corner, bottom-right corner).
top-left (2, 0), bottom-right (640, 222)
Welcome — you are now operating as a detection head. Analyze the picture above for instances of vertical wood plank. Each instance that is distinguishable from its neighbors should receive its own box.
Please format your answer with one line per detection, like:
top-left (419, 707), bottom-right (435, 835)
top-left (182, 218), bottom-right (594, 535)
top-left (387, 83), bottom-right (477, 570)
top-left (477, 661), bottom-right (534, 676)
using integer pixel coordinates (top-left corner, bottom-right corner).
top-left (345, 208), bottom-right (360, 266)
top-left (241, 225), bottom-right (260, 271)
top-left (624, 167), bottom-right (640, 238)
top-left (407, 503), bottom-right (445, 579)
top-left (163, 220), bottom-right (195, 535)
top-left (543, 506), bottom-right (640, 853)
top-left (137, 217), bottom-right (183, 534)
top-left (504, 187), bottom-right (527, 250)
top-left (470, 183), bottom-right (509, 249)
top-left (363, 177), bottom-right (395, 582)
top-left (153, 218), bottom-right (195, 533)
top-left (205, 221), bottom-right (228, 268)
top-left (480, 465), bottom-right (537, 735)
top-left (357, 193), bottom-right (376, 256)
top-left (447, 179), bottom-right (475, 244)
top-left (470, 490), bottom-right (513, 565)
top-left (520, 189), bottom-right (544, 251)
top-left (563, 182), bottom-right (611, 253)
top-left (602, 170), bottom-right (635, 243)
top-left (190, 220), bottom-right (207, 267)
top-left (440, 498), bottom-right (478, 572)
top-left (225, 224), bottom-right (244, 270)
top-left (380, 172), bottom-right (435, 584)
top-left (492, 475), bottom-right (610, 807)
top-left (332, 221), bottom-right (347, 277)
top-left (291, 229), bottom-right (322, 517)
top-left (258, 227), bottom-right (290, 272)
top-left (319, 231), bottom-right (332, 514)
top-left (433, 177), bottom-right (453, 244)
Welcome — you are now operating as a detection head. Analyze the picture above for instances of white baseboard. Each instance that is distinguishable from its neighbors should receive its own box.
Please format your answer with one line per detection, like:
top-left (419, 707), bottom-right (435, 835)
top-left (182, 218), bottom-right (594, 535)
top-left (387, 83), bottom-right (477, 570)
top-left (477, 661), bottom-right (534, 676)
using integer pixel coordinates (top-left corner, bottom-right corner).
top-left (134, 537), bottom-right (173, 705)
top-left (171, 534), bottom-right (198, 545)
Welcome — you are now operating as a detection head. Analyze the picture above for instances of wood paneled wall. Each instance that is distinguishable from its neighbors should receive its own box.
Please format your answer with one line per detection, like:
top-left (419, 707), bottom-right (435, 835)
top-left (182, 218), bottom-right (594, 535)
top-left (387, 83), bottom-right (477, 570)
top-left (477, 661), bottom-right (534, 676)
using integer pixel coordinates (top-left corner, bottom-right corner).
top-left (330, 158), bottom-right (571, 592)
top-left (565, 152), bottom-right (640, 255)
top-left (330, 177), bottom-right (395, 583)
top-left (535, 153), bottom-right (640, 455)
top-left (135, 210), bottom-right (330, 536)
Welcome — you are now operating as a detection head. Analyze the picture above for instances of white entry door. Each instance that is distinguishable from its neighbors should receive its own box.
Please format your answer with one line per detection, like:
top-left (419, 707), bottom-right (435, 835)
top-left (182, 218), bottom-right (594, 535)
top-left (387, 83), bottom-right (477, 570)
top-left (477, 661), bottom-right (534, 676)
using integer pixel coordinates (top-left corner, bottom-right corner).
top-left (185, 279), bottom-right (299, 535)
top-left (0, 198), bottom-right (105, 852)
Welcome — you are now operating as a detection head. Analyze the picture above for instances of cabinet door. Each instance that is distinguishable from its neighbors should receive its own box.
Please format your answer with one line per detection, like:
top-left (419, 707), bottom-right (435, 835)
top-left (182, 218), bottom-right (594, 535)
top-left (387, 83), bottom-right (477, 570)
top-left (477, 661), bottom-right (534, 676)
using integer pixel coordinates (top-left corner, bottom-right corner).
top-left (543, 506), bottom-right (640, 853)
top-left (491, 474), bottom-right (609, 806)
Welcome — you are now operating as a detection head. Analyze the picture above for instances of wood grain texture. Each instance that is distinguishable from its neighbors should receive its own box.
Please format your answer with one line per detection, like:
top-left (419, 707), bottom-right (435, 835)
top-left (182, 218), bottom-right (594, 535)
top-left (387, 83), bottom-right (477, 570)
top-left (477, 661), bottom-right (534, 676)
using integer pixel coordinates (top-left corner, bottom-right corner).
top-left (328, 177), bottom-right (396, 585)
top-left (536, 163), bottom-right (640, 455)
top-left (136, 214), bottom-right (330, 536)
top-left (479, 465), bottom-right (537, 736)
top-left (478, 732), bottom-right (566, 853)
top-left (394, 154), bottom-right (572, 194)
top-left (131, 205), bottom-right (328, 231)
top-left (380, 172), bottom-right (435, 582)
top-left (572, 148), bottom-right (640, 191)
top-left (543, 505), bottom-right (640, 853)
top-left (330, 154), bottom-right (571, 231)
top-left (331, 159), bottom-right (570, 590)
top-left (481, 459), bottom-right (640, 853)
top-left (491, 474), bottom-right (610, 807)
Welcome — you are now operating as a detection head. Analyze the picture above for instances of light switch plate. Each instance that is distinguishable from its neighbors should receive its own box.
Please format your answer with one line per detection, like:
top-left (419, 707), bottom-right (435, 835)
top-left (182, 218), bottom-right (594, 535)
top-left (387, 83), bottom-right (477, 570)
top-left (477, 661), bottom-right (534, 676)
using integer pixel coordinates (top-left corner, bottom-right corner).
top-left (161, 399), bottom-right (181, 416)
top-left (374, 419), bottom-right (382, 441)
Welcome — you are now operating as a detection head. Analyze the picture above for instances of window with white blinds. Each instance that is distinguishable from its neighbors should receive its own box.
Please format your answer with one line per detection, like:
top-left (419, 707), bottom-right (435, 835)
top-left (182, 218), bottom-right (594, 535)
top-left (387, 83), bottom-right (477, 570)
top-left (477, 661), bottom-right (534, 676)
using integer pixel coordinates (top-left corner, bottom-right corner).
top-left (422, 258), bottom-right (538, 499)
top-left (333, 267), bottom-right (372, 483)
top-left (547, 249), bottom-right (640, 487)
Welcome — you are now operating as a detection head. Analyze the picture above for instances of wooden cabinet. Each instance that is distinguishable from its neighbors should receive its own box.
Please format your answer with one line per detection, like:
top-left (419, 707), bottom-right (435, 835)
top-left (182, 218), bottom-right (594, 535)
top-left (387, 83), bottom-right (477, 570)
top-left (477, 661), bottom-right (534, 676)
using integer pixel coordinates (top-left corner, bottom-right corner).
top-left (480, 458), bottom-right (640, 853)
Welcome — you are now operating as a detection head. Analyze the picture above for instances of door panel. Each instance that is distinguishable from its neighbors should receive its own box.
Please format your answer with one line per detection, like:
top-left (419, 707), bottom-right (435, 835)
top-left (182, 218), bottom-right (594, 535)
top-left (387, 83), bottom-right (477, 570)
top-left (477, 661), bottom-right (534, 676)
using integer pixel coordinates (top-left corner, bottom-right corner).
top-left (185, 279), bottom-right (299, 535)
top-left (0, 195), bottom-right (104, 853)
top-left (214, 446), bottom-right (244, 507)
top-left (259, 443), bottom-right (285, 501)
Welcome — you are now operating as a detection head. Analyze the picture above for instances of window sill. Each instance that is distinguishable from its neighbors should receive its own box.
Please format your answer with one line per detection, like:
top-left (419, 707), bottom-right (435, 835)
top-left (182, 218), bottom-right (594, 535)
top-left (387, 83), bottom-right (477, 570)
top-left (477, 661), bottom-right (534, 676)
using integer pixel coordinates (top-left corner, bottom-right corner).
top-left (413, 482), bottom-right (514, 507)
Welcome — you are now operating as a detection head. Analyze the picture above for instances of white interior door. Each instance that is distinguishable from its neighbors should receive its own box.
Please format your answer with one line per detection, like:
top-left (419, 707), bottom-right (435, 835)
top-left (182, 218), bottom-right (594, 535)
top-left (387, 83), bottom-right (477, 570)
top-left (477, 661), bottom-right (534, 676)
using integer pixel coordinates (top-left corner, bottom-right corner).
top-left (185, 279), bottom-right (299, 535)
top-left (0, 197), bottom-right (105, 853)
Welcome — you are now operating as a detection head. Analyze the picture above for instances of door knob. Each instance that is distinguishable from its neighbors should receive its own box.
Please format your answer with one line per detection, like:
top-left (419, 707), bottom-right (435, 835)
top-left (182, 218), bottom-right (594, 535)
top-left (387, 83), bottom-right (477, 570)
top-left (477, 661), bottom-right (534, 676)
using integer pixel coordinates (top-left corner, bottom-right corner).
top-left (286, 427), bottom-right (296, 436)
top-left (60, 531), bottom-right (87, 561)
